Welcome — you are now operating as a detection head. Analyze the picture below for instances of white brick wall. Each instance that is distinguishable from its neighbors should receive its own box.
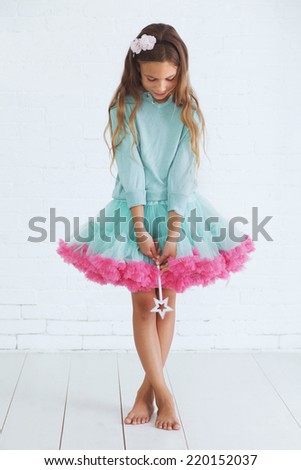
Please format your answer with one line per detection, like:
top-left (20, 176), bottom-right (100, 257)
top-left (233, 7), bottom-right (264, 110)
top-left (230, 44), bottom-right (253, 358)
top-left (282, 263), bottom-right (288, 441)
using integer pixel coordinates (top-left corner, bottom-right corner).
top-left (0, 0), bottom-right (300, 351)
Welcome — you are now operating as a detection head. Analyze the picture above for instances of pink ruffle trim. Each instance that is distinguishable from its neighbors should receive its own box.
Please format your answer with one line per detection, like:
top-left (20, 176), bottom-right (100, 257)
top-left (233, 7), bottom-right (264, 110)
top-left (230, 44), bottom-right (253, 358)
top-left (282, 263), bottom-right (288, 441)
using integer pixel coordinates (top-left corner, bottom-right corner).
top-left (56, 235), bottom-right (255, 293)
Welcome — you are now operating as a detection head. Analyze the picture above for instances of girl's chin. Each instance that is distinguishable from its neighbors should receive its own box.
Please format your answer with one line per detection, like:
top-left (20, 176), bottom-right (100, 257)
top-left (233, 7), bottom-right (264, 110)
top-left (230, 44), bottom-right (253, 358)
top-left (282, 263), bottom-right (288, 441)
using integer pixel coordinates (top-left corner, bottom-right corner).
top-left (151, 91), bottom-right (173, 100)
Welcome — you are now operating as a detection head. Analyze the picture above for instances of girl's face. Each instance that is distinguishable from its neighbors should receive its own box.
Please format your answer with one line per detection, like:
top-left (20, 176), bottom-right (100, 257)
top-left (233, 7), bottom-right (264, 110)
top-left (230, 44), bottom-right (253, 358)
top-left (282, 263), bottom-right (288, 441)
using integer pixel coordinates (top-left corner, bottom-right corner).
top-left (139, 61), bottom-right (178, 103)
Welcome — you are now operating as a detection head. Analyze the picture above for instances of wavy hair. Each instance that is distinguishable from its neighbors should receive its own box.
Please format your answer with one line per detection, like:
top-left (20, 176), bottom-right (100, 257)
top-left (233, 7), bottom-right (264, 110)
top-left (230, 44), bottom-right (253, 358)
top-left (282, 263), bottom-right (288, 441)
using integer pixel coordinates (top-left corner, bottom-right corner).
top-left (103, 23), bottom-right (208, 178)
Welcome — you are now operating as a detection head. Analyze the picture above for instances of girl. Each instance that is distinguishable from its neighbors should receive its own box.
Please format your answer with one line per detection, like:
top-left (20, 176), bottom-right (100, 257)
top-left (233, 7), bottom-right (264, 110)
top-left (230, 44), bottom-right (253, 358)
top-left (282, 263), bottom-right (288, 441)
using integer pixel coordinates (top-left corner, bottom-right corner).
top-left (57, 23), bottom-right (255, 431)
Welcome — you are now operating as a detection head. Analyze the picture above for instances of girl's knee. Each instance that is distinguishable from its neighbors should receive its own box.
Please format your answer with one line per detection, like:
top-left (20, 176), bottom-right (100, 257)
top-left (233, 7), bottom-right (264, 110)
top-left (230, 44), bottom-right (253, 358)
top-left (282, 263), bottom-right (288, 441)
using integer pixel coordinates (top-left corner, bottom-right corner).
top-left (131, 289), bottom-right (158, 317)
top-left (131, 287), bottom-right (176, 317)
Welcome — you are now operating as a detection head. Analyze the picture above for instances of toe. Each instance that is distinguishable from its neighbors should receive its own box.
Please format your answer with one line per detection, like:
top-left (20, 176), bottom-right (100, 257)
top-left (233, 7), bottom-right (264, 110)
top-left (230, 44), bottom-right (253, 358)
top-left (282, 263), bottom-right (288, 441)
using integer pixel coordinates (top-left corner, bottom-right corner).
top-left (173, 422), bottom-right (181, 430)
top-left (124, 416), bottom-right (132, 424)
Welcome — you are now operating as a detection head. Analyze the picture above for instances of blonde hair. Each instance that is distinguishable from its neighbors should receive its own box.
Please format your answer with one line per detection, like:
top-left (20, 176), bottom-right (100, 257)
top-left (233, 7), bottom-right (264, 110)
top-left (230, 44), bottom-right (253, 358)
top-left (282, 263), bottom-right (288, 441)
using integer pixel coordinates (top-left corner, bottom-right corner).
top-left (103, 23), bottom-right (208, 179)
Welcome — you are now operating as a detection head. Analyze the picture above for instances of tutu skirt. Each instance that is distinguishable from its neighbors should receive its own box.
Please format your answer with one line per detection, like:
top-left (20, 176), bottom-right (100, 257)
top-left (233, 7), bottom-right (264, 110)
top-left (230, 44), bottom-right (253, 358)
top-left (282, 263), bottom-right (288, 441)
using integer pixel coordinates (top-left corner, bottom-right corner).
top-left (56, 192), bottom-right (255, 293)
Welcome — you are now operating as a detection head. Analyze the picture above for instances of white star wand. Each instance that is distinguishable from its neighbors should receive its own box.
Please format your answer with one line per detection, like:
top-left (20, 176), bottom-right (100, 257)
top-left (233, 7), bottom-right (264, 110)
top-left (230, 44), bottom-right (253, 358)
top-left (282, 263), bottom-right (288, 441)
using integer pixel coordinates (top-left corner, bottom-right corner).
top-left (150, 260), bottom-right (174, 320)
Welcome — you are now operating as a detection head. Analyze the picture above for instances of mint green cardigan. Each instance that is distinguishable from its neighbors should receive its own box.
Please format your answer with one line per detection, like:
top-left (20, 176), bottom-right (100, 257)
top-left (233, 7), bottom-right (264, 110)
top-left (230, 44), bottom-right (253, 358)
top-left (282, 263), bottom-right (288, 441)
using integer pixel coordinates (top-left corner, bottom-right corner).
top-left (110, 90), bottom-right (199, 216)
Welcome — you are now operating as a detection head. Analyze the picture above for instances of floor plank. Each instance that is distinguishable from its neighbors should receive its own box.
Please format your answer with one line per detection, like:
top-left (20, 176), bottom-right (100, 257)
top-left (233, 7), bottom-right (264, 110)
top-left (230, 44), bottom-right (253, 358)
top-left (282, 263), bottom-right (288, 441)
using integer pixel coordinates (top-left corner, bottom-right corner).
top-left (166, 351), bottom-right (301, 449)
top-left (61, 352), bottom-right (124, 450)
top-left (0, 352), bottom-right (70, 450)
top-left (252, 352), bottom-right (301, 429)
top-left (0, 352), bottom-right (26, 432)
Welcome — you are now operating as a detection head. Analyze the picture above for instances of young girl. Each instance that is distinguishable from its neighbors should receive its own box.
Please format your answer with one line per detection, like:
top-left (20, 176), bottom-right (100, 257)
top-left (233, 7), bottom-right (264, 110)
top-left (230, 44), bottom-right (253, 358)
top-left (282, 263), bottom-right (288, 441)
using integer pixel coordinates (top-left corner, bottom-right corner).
top-left (57, 23), bottom-right (255, 431)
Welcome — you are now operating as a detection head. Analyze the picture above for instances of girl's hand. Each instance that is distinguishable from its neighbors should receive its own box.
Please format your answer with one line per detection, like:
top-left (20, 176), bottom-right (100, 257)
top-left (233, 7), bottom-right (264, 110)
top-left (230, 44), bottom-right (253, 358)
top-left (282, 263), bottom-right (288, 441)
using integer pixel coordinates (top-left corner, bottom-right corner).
top-left (136, 230), bottom-right (160, 261)
top-left (157, 237), bottom-right (178, 272)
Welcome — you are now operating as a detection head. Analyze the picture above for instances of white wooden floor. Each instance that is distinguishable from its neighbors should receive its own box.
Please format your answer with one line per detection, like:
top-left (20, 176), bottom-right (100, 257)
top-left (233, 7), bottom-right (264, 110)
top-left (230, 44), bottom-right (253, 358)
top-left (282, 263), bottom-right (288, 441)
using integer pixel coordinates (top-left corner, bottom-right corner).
top-left (0, 351), bottom-right (300, 450)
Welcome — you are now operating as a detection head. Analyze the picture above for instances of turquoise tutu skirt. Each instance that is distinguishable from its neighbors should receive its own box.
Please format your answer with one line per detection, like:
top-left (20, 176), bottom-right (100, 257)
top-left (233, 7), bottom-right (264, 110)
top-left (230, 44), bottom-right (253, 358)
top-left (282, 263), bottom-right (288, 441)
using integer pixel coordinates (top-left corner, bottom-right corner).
top-left (57, 192), bottom-right (255, 293)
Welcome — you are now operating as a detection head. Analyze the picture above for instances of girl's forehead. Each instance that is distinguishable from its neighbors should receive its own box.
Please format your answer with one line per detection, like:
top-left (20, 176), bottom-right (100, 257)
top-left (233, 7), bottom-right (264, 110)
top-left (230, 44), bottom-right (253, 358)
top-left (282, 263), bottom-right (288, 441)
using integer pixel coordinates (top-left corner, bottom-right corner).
top-left (140, 61), bottom-right (178, 77)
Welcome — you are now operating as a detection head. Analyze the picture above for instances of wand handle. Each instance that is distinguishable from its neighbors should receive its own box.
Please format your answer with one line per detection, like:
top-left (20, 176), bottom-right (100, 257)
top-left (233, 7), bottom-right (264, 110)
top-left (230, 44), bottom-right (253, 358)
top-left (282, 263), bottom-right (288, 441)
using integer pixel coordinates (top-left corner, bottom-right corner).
top-left (156, 262), bottom-right (163, 301)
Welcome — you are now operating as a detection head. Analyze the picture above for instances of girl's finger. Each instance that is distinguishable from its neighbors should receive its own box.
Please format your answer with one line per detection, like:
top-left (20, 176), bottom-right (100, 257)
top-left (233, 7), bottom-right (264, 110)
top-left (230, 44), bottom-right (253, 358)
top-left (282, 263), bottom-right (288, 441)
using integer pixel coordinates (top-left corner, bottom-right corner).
top-left (154, 240), bottom-right (160, 254)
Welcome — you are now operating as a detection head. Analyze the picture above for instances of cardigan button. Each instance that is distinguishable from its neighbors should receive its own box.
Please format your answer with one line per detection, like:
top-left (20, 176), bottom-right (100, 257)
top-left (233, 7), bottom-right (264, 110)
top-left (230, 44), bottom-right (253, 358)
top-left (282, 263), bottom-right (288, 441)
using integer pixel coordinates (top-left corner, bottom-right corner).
top-left (147, 92), bottom-right (155, 104)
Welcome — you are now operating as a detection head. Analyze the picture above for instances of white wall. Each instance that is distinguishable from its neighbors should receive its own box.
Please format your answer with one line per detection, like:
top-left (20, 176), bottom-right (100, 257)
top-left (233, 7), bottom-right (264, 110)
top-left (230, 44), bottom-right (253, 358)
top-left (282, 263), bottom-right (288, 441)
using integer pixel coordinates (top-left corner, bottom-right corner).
top-left (0, 0), bottom-right (300, 351)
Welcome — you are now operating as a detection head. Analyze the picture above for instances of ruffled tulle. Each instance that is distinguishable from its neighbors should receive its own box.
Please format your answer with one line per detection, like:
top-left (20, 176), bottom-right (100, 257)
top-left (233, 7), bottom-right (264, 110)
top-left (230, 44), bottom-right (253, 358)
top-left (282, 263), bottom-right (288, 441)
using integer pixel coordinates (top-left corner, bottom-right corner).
top-left (56, 193), bottom-right (256, 293)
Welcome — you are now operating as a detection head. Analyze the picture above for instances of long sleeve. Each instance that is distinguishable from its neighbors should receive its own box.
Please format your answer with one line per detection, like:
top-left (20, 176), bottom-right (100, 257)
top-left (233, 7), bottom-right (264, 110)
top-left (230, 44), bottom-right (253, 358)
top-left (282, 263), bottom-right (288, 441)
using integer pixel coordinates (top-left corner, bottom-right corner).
top-left (167, 122), bottom-right (198, 217)
top-left (110, 106), bottom-right (146, 208)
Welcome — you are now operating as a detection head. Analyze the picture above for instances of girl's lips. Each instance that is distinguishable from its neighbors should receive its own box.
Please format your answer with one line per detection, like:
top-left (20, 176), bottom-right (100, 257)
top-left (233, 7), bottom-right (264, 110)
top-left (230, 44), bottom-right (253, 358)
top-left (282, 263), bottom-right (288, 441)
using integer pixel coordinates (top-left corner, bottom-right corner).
top-left (154, 92), bottom-right (166, 96)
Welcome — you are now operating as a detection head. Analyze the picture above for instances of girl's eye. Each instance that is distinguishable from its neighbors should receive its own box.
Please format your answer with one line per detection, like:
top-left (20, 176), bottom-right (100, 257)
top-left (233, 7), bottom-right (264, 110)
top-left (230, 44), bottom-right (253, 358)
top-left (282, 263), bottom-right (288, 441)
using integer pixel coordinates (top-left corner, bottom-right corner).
top-left (147, 78), bottom-right (175, 82)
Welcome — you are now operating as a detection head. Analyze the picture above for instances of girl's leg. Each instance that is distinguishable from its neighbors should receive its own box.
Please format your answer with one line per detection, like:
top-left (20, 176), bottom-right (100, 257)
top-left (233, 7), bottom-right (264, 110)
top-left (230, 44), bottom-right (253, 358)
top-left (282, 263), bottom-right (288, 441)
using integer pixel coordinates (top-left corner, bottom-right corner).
top-left (132, 288), bottom-right (171, 394)
top-left (124, 288), bottom-right (180, 430)
top-left (138, 287), bottom-right (176, 393)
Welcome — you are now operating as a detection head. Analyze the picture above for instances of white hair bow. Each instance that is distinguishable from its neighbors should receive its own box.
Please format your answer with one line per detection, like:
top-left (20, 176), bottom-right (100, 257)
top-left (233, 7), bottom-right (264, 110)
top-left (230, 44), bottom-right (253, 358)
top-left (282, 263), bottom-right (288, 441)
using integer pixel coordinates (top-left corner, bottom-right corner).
top-left (130, 34), bottom-right (157, 56)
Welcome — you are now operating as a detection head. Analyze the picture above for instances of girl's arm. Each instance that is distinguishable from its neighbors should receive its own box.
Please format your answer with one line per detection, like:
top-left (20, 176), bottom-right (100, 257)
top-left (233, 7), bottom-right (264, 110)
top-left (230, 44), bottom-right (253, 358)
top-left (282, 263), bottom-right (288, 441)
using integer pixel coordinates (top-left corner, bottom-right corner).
top-left (130, 204), bottom-right (146, 236)
top-left (167, 209), bottom-right (182, 241)
top-left (130, 204), bottom-right (158, 261)
top-left (110, 106), bottom-right (146, 209)
top-left (167, 123), bottom-right (198, 219)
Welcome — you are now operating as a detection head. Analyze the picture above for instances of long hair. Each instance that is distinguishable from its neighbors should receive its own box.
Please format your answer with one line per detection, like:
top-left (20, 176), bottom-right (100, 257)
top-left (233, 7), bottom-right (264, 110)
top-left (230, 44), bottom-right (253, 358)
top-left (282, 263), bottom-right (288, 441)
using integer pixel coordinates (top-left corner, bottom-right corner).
top-left (103, 23), bottom-right (208, 178)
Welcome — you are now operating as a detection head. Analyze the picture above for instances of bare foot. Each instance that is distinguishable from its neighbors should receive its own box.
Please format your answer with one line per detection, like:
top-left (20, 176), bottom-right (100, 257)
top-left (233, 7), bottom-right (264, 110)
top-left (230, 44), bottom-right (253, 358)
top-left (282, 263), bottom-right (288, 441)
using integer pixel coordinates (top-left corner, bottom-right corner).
top-left (124, 387), bottom-right (155, 425)
top-left (155, 390), bottom-right (181, 431)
